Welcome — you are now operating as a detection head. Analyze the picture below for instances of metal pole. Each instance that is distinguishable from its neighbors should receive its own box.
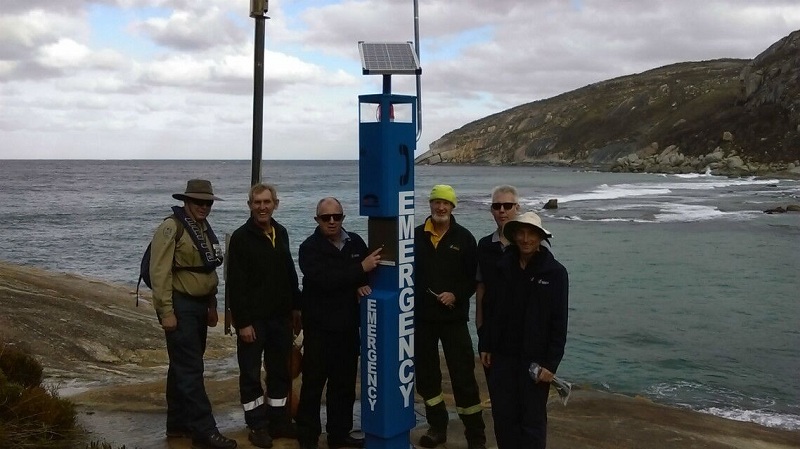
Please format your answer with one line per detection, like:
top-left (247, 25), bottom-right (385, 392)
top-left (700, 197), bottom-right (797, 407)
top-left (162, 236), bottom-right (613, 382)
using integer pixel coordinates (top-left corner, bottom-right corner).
top-left (413, 0), bottom-right (422, 140)
top-left (232, 5), bottom-right (267, 336)
top-left (382, 74), bottom-right (391, 95)
top-left (251, 15), bottom-right (265, 186)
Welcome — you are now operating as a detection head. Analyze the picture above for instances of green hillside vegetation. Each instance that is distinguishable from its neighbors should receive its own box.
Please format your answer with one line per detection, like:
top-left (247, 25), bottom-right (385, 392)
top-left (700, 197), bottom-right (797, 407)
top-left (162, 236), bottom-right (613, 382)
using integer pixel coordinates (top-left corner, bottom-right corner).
top-left (417, 30), bottom-right (800, 176)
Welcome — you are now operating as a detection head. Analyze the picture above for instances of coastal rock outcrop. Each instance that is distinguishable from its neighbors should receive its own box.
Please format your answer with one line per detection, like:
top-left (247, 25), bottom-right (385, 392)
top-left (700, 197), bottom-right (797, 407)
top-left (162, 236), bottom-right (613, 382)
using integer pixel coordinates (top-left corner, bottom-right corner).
top-left (610, 143), bottom-right (799, 176)
top-left (0, 262), bottom-right (234, 385)
top-left (763, 204), bottom-right (800, 214)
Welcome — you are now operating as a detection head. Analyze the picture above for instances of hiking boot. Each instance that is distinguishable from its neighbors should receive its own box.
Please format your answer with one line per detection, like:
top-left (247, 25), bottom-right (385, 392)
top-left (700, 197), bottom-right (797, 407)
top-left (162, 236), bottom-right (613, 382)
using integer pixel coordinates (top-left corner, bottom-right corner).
top-left (327, 434), bottom-right (365, 449)
top-left (269, 421), bottom-right (298, 439)
top-left (191, 430), bottom-right (238, 449)
top-left (166, 426), bottom-right (192, 438)
top-left (418, 428), bottom-right (447, 448)
top-left (248, 427), bottom-right (273, 448)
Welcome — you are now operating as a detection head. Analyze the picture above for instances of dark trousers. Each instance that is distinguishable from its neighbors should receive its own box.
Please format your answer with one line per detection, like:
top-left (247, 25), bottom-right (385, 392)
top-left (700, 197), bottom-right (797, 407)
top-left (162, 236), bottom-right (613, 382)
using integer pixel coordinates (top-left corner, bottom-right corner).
top-left (415, 319), bottom-right (485, 441)
top-left (488, 353), bottom-right (549, 449)
top-left (237, 317), bottom-right (293, 430)
top-left (296, 327), bottom-right (359, 443)
top-left (165, 294), bottom-right (216, 438)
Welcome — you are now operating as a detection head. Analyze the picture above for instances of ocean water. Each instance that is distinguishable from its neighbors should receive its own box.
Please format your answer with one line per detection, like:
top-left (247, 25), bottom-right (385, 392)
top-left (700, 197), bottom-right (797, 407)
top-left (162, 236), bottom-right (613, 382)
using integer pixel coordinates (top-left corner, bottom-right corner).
top-left (1, 160), bottom-right (798, 430)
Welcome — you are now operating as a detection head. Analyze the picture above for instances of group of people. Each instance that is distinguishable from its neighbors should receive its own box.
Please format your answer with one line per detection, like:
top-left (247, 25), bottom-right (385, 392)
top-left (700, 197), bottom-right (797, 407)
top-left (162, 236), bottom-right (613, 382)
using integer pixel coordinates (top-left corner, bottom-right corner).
top-left (149, 179), bottom-right (569, 449)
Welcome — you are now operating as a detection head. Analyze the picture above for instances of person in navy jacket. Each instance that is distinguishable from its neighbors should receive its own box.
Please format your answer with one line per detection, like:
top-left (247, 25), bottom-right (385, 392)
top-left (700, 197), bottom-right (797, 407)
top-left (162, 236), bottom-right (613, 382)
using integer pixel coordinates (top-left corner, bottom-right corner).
top-left (295, 197), bottom-right (382, 449)
top-left (478, 212), bottom-right (569, 449)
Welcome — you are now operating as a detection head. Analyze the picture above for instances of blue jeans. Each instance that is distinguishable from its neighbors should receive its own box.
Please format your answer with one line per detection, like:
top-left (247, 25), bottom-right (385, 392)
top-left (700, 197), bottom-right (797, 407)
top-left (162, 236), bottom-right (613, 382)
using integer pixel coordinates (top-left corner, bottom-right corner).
top-left (165, 293), bottom-right (216, 438)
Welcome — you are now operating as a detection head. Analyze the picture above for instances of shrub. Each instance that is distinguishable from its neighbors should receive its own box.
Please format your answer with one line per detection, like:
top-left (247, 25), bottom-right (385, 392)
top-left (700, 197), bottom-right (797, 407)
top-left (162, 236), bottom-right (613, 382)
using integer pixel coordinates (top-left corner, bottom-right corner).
top-left (0, 342), bottom-right (131, 449)
top-left (0, 342), bottom-right (77, 448)
top-left (0, 344), bottom-right (44, 388)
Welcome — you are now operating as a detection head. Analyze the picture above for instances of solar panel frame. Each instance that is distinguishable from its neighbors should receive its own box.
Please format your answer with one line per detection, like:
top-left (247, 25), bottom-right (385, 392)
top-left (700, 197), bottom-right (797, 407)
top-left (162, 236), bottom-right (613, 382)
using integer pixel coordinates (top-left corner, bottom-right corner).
top-left (359, 42), bottom-right (422, 75)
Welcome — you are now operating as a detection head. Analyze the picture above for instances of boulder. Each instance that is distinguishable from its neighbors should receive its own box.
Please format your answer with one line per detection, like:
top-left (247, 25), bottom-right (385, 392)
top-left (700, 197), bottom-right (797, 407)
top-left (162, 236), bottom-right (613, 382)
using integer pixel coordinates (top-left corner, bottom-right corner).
top-left (763, 206), bottom-right (786, 214)
top-left (705, 148), bottom-right (725, 163)
top-left (727, 156), bottom-right (745, 170)
top-left (543, 199), bottom-right (558, 209)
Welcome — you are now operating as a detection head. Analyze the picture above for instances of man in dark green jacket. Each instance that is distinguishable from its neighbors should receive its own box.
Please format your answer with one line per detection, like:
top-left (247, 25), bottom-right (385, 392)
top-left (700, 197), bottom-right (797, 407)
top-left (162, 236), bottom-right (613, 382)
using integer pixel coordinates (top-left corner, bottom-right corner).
top-left (227, 183), bottom-right (301, 448)
top-left (414, 185), bottom-right (486, 449)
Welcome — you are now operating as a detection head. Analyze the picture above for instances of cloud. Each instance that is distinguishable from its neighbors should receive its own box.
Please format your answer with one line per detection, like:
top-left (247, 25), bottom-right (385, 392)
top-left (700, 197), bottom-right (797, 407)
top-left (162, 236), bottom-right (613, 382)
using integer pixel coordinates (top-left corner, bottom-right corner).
top-left (0, 0), bottom-right (798, 160)
top-left (36, 39), bottom-right (93, 69)
top-left (134, 6), bottom-right (246, 51)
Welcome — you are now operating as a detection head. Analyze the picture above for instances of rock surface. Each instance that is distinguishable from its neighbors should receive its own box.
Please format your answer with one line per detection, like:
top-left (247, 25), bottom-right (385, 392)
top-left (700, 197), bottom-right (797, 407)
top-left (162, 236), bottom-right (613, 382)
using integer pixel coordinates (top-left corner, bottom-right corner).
top-left (0, 261), bottom-right (234, 387)
top-left (1, 261), bottom-right (798, 448)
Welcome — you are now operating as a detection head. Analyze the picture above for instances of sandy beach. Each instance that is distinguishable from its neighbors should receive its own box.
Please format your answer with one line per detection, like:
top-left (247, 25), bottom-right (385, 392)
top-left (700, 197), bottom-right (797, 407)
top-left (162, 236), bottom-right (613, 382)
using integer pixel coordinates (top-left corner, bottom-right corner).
top-left (1, 260), bottom-right (798, 449)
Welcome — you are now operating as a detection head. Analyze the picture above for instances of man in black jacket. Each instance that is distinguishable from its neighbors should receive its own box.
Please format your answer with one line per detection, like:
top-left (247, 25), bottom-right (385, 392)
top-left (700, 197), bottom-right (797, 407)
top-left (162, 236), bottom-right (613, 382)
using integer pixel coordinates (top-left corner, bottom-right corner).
top-left (227, 183), bottom-right (302, 448)
top-left (295, 197), bottom-right (382, 449)
top-left (414, 185), bottom-right (486, 449)
top-left (475, 185), bottom-right (520, 381)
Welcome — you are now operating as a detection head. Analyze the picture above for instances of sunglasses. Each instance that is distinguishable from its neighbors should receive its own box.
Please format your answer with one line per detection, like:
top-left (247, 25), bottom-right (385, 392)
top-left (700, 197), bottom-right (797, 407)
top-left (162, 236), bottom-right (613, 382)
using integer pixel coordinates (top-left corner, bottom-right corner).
top-left (317, 213), bottom-right (345, 222)
top-left (190, 199), bottom-right (214, 207)
top-left (491, 202), bottom-right (516, 211)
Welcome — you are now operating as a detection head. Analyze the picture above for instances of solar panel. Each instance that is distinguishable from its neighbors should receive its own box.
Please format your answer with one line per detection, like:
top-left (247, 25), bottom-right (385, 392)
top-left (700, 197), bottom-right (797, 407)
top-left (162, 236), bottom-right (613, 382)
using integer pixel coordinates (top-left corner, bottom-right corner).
top-left (359, 42), bottom-right (421, 75)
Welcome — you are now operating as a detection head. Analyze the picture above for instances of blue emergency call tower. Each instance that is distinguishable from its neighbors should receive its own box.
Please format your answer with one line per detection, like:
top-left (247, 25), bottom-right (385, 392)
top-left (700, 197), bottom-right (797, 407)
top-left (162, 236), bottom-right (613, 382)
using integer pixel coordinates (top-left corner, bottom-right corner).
top-left (358, 42), bottom-right (421, 449)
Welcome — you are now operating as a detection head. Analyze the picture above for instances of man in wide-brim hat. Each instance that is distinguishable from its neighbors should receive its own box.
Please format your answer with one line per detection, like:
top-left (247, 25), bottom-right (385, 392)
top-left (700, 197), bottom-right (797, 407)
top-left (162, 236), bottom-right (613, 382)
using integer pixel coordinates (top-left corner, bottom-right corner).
top-left (479, 211), bottom-right (568, 449)
top-left (173, 179), bottom-right (223, 202)
top-left (149, 179), bottom-right (235, 449)
top-left (501, 211), bottom-right (552, 243)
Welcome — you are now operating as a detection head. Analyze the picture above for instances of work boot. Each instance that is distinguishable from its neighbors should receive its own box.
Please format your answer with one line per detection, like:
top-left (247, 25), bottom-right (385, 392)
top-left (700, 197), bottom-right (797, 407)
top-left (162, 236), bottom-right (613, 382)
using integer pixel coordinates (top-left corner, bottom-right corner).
top-left (191, 430), bottom-right (238, 449)
top-left (418, 427), bottom-right (447, 448)
top-left (248, 427), bottom-right (273, 448)
top-left (267, 404), bottom-right (298, 439)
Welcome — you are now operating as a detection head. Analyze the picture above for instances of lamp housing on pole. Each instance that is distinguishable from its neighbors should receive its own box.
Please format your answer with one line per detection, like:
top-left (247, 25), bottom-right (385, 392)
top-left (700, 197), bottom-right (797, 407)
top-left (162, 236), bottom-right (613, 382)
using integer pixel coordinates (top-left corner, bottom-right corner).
top-left (250, 0), bottom-right (268, 18)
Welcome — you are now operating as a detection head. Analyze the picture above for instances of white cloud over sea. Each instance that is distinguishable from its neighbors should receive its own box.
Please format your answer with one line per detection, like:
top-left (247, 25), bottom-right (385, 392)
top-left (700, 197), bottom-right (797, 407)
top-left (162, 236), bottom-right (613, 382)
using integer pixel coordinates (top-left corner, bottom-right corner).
top-left (0, 0), bottom-right (798, 160)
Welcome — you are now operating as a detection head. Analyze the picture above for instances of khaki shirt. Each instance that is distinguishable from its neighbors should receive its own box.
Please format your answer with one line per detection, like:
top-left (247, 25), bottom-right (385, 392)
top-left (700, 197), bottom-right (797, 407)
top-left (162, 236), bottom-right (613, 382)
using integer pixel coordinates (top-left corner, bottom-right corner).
top-left (149, 216), bottom-right (219, 318)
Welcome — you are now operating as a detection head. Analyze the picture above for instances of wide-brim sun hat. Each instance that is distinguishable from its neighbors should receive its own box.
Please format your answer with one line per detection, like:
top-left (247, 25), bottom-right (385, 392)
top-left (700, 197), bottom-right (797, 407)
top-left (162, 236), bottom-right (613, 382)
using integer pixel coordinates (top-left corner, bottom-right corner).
top-left (172, 179), bottom-right (223, 201)
top-left (503, 211), bottom-right (553, 241)
top-left (429, 184), bottom-right (457, 207)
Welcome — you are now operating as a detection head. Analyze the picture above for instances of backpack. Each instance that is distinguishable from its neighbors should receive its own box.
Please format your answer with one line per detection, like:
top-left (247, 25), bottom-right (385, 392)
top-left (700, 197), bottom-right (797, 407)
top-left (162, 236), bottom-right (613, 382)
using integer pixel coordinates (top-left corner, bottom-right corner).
top-left (135, 216), bottom-right (185, 306)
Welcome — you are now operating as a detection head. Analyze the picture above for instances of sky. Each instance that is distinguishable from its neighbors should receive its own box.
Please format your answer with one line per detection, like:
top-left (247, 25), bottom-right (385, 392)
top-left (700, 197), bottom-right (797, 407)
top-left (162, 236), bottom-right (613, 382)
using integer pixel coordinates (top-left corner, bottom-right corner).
top-left (0, 1), bottom-right (798, 160)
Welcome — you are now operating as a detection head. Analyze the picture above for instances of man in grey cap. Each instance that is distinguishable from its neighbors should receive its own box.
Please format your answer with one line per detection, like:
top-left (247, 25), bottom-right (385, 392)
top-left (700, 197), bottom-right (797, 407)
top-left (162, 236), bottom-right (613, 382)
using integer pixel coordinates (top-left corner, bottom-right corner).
top-left (149, 179), bottom-right (236, 449)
